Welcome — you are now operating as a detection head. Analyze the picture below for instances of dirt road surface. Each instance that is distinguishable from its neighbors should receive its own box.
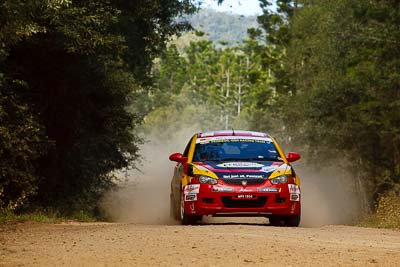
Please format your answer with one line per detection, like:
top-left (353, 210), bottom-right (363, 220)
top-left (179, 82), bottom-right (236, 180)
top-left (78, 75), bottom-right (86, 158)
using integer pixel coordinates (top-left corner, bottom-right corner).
top-left (1, 219), bottom-right (399, 266)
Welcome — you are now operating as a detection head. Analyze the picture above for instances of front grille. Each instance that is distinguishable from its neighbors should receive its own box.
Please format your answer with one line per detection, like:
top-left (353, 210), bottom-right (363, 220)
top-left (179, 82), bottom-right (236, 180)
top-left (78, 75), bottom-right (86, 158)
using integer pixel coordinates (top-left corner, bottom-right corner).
top-left (221, 196), bottom-right (267, 208)
top-left (223, 178), bottom-right (265, 185)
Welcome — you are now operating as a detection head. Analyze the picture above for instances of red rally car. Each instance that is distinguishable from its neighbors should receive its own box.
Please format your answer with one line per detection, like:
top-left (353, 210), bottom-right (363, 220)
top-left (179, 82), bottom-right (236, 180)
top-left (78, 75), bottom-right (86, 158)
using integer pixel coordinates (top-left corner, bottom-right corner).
top-left (169, 130), bottom-right (301, 226)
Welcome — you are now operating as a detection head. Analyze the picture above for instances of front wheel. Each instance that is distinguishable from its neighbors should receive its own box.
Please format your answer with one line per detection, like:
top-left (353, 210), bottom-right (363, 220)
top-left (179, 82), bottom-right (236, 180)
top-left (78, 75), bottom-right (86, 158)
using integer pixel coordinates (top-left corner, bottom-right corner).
top-left (170, 193), bottom-right (180, 221)
top-left (180, 194), bottom-right (198, 225)
top-left (283, 210), bottom-right (301, 227)
top-left (268, 216), bottom-right (283, 226)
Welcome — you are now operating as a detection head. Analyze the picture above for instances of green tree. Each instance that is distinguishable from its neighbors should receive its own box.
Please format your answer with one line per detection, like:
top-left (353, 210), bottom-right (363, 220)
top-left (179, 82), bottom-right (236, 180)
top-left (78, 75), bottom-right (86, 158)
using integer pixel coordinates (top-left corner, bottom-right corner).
top-left (150, 27), bottom-right (274, 133)
top-left (0, 0), bottom-right (199, 213)
top-left (0, 0), bottom-right (66, 211)
top-left (258, 0), bottom-right (400, 202)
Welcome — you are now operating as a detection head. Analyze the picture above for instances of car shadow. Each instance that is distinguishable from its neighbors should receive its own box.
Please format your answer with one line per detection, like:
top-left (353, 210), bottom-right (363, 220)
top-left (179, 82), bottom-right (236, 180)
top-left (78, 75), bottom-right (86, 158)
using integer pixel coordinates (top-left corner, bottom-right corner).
top-left (197, 222), bottom-right (270, 226)
top-left (196, 217), bottom-right (271, 226)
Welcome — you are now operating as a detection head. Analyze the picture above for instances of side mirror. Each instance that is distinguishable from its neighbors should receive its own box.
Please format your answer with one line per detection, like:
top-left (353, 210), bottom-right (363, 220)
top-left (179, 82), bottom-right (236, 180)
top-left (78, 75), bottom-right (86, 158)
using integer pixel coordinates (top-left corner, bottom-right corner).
top-left (287, 152), bottom-right (301, 163)
top-left (169, 153), bottom-right (188, 163)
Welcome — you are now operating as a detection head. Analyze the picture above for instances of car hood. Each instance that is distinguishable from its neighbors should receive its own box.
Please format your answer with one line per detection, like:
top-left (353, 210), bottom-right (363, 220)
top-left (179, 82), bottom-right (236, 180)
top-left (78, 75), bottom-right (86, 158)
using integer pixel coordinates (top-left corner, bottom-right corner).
top-left (192, 160), bottom-right (290, 180)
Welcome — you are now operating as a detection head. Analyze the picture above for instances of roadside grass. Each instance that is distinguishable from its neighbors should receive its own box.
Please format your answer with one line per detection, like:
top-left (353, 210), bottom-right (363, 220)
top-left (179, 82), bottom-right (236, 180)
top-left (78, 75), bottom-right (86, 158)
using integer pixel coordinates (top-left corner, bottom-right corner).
top-left (359, 193), bottom-right (400, 229)
top-left (0, 209), bottom-right (98, 224)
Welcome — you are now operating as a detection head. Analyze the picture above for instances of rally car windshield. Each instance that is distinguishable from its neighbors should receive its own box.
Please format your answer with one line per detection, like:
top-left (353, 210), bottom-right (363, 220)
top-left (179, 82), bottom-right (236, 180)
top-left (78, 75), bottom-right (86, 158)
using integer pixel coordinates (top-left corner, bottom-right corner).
top-left (193, 140), bottom-right (282, 162)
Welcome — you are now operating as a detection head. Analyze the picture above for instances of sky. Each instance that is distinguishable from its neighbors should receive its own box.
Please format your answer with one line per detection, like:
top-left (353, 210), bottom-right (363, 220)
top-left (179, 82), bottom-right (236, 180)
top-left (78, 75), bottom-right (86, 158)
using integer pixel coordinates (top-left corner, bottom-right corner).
top-left (201, 0), bottom-right (263, 16)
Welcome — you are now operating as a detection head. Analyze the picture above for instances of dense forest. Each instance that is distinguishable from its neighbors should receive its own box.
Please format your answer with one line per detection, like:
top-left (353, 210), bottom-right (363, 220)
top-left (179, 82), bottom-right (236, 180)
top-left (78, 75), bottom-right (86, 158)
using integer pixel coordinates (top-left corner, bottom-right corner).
top-left (0, 0), bottom-right (197, 215)
top-left (1, 0), bottom-right (399, 221)
top-left (149, 0), bottom-right (400, 213)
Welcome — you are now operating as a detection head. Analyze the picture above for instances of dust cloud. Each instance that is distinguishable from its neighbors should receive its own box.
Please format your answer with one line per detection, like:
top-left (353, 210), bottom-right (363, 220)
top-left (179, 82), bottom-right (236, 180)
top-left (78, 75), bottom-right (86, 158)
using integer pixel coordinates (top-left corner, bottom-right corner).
top-left (100, 130), bottom-right (195, 224)
top-left (101, 130), bottom-right (364, 226)
top-left (298, 163), bottom-right (365, 227)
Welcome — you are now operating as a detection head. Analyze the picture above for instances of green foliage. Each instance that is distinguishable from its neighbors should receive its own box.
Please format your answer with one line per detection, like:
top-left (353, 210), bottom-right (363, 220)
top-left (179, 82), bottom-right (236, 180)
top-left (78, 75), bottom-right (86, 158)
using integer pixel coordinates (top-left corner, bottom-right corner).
top-left (0, 209), bottom-right (61, 224)
top-left (149, 28), bottom-right (274, 135)
top-left (0, 208), bottom-right (98, 224)
top-left (252, 0), bottom-right (400, 206)
top-left (2, 0), bottom-right (398, 221)
top-left (360, 191), bottom-right (400, 229)
top-left (0, 0), bottom-right (199, 214)
top-left (0, 83), bottom-right (45, 210)
top-left (292, 0), bottom-right (399, 198)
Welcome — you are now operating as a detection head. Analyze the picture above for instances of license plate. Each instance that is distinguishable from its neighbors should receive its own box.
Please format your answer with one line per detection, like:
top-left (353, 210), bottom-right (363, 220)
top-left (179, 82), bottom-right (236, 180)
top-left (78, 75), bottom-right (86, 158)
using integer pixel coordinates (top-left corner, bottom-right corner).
top-left (236, 194), bottom-right (256, 199)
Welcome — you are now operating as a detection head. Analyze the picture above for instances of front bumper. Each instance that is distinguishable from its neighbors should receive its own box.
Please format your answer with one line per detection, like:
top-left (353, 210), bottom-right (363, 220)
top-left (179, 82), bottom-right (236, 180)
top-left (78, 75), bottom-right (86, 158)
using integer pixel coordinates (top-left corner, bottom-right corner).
top-left (183, 181), bottom-right (301, 217)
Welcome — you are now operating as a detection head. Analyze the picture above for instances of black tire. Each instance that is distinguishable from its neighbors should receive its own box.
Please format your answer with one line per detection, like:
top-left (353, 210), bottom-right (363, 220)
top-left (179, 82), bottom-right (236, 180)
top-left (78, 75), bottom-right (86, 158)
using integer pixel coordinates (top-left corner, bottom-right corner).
top-left (180, 194), bottom-right (197, 225)
top-left (170, 194), bottom-right (180, 221)
top-left (268, 216), bottom-right (284, 226)
top-left (283, 211), bottom-right (301, 227)
top-left (195, 215), bottom-right (203, 223)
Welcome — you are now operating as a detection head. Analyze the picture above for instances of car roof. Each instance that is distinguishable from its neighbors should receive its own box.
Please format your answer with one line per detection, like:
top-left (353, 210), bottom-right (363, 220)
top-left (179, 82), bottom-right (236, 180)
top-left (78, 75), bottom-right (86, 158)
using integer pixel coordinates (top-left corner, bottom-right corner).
top-left (197, 130), bottom-right (270, 138)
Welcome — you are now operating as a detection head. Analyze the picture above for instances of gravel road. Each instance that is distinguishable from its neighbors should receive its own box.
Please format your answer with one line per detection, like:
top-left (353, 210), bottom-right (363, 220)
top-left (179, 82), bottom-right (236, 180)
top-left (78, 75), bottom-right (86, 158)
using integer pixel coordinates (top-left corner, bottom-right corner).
top-left (1, 220), bottom-right (399, 266)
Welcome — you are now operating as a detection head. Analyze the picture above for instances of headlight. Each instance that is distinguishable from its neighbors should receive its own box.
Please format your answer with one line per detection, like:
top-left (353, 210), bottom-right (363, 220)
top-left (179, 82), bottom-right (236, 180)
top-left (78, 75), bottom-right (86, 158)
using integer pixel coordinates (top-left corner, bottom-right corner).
top-left (270, 175), bottom-right (288, 184)
top-left (198, 175), bottom-right (218, 185)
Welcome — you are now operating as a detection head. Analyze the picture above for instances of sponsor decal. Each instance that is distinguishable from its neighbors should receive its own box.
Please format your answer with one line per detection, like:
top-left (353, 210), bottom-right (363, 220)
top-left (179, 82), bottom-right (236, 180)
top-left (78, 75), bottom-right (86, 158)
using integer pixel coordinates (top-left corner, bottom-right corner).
top-left (223, 174), bottom-right (237, 179)
top-left (184, 184), bottom-right (200, 195)
top-left (288, 184), bottom-right (300, 194)
top-left (222, 174), bottom-right (264, 179)
top-left (239, 188), bottom-right (254, 193)
top-left (258, 188), bottom-right (280, 193)
top-left (185, 194), bottom-right (197, 202)
top-left (244, 174), bottom-right (263, 179)
top-left (212, 187), bottom-right (234, 192)
top-left (260, 166), bottom-right (278, 173)
top-left (290, 194), bottom-right (300, 202)
top-left (200, 132), bottom-right (214, 137)
top-left (196, 136), bottom-right (272, 144)
top-left (217, 162), bottom-right (265, 168)
top-left (251, 132), bottom-right (266, 137)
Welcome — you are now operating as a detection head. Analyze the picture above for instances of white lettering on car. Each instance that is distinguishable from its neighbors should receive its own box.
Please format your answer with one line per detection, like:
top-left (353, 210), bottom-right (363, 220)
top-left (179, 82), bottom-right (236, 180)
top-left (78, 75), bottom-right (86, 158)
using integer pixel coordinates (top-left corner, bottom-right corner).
top-left (217, 162), bottom-right (265, 168)
top-left (185, 194), bottom-right (197, 202)
top-left (290, 194), bottom-right (300, 201)
top-left (288, 184), bottom-right (300, 194)
top-left (184, 184), bottom-right (200, 195)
